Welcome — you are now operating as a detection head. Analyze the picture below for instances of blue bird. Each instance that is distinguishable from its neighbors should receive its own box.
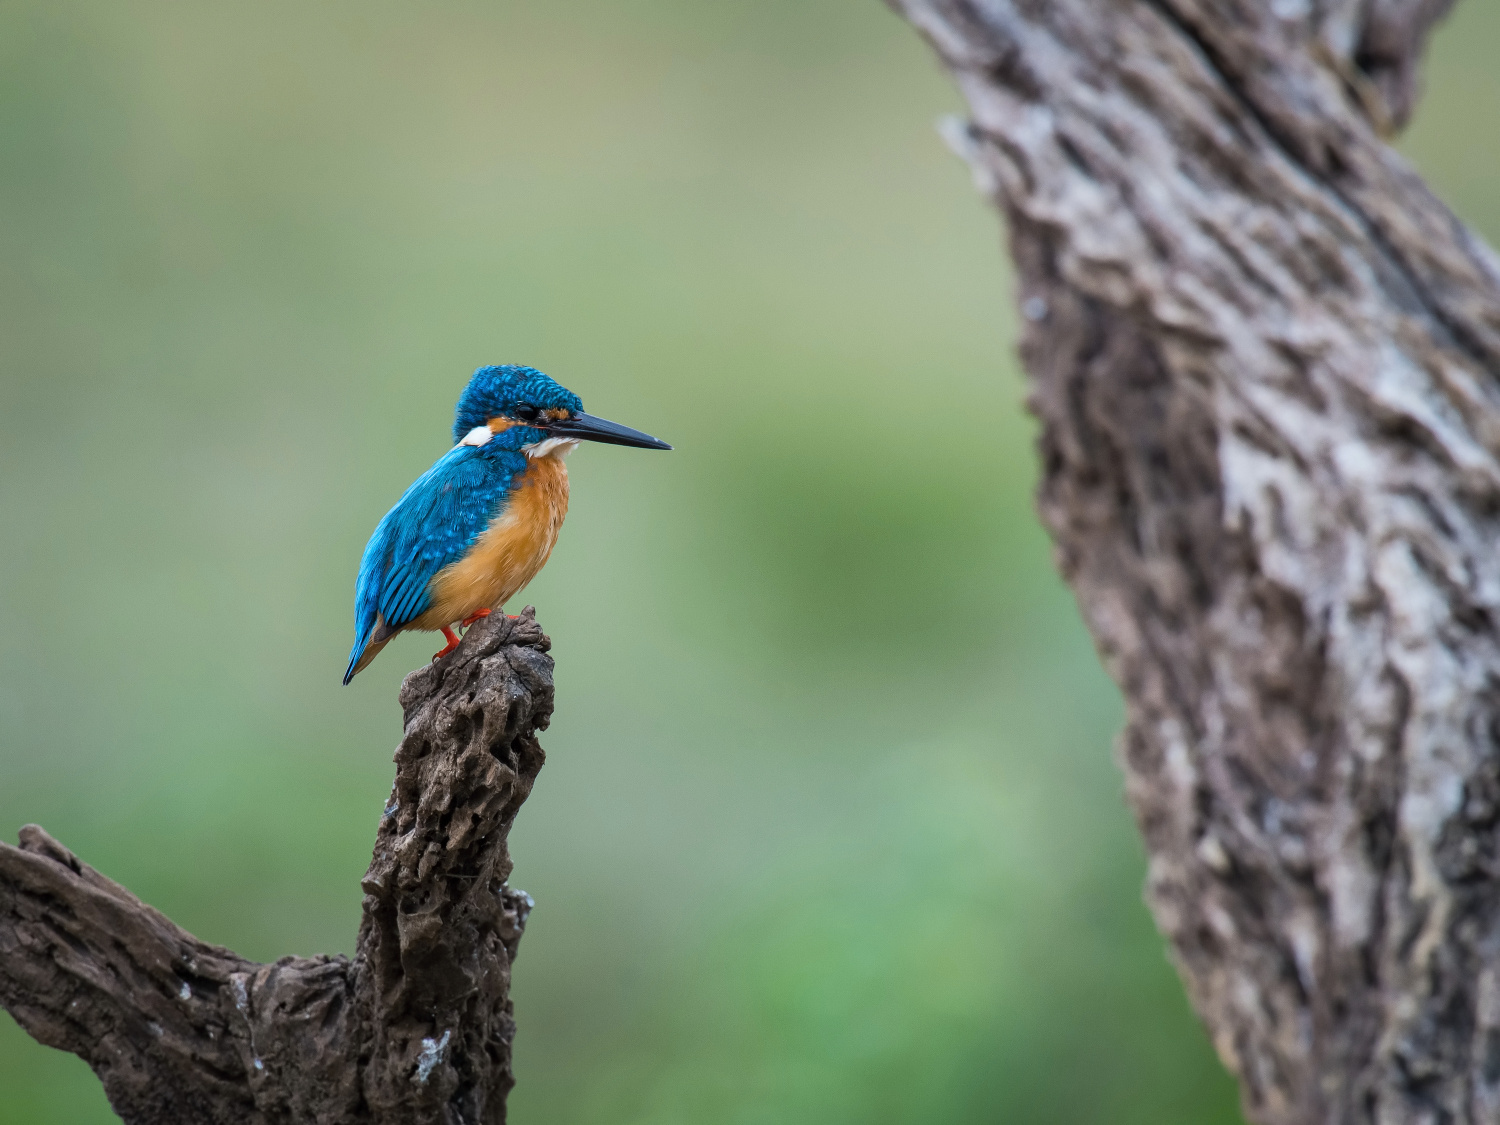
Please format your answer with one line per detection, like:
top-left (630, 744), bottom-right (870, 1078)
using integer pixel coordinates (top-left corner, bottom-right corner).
top-left (344, 364), bottom-right (670, 683)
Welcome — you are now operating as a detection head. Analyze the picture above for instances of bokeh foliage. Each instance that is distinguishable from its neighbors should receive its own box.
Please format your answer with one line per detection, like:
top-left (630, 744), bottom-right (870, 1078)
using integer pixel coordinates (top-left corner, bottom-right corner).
top-left (1, 2), bottom-right (1496, 1122)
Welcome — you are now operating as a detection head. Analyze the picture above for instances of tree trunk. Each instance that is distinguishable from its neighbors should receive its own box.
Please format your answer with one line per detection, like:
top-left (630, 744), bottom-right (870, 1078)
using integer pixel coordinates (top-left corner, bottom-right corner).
top-left (888, 2), bottom-right (1500, 1123)
top-left (0, 609), bottom-right (551, 1125)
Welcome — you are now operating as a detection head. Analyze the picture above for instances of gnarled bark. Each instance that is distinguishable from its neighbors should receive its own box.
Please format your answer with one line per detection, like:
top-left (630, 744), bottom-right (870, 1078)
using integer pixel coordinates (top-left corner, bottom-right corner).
top-left (890, 2), bottom-right (1500, 1123)
top-left (0, 608), bottom-right (550, 1124)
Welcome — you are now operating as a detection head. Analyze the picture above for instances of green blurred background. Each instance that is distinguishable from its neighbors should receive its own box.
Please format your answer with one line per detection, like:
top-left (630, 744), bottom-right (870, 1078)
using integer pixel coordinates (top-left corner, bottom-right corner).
top-left (1, 2), bottom-right (1496, 1121)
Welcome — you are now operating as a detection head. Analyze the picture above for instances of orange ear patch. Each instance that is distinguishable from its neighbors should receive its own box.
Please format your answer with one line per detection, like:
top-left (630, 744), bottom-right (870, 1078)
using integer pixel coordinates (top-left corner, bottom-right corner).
top-left (487, 416), bottom-right (516, 434)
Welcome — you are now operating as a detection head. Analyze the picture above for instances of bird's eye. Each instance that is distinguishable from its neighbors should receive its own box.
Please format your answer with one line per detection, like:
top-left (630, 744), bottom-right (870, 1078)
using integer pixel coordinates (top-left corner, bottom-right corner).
top-left (513, 404), bottom-right (540, 422)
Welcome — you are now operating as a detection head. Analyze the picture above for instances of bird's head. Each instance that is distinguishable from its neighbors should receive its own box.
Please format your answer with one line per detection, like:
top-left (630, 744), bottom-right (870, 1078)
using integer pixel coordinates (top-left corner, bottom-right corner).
top-left (452, 364), bottom-right (671, 458)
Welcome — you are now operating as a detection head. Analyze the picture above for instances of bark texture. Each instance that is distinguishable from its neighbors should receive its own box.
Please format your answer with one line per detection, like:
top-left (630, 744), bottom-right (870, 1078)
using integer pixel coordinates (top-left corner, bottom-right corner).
top-left (0, 608), bottom-right (550, 1125)
top-left (890, 2), bottom-right (1500, 1123)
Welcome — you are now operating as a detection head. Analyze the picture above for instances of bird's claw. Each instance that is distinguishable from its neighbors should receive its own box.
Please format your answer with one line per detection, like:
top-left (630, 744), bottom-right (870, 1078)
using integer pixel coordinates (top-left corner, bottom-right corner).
top-left (434, 610), bottom-right (522, 661)
top-left (432, 625), bottom-right (463, 662)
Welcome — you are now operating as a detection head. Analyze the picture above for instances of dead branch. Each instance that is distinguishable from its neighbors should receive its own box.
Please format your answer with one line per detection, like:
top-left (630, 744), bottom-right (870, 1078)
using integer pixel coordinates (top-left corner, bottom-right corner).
top-left (0, 609), bottom-right (550, 1125)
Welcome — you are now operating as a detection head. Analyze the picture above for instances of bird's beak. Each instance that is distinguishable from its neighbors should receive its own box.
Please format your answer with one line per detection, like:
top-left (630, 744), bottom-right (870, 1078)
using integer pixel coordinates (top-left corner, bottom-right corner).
top-left (546, 411), bottom-right (672, 450)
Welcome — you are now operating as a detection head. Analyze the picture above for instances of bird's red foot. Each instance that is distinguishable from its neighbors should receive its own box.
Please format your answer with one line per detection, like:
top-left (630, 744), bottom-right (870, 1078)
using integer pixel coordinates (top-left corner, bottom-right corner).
top-left (460, 608), bottom-right (492, 628)
top-left (432, 625), bottom-right (462, 662)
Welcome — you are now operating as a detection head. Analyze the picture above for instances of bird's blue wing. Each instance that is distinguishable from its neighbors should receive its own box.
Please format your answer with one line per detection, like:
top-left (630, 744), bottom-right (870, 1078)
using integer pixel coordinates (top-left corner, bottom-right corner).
top-left (345, 445), bottom-right (522, 682)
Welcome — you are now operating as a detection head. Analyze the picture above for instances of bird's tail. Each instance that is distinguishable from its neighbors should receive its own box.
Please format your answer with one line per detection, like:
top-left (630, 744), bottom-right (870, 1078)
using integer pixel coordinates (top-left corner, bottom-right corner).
top-left (343, 612), bottom-right (397, 684)
top-left (343, 636), bottom-right (392, 684)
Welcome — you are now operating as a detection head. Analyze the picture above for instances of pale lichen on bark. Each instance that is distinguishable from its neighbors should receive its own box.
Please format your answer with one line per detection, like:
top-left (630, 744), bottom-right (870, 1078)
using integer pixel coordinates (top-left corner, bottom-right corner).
top-left (892, 1), bottom-right (1500, 1122)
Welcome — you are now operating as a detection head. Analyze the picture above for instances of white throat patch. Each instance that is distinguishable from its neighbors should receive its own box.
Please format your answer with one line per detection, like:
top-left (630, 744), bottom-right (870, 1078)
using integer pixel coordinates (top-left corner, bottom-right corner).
top-left (459, 425), bottom-right (493, 448)
top-left (523, 437), bottom-right (580, 460)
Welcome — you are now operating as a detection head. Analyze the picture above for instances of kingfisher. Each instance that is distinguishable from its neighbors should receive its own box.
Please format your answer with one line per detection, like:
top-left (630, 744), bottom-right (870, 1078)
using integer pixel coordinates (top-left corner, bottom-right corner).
top-left (343, 364), bottom-right (671, 684)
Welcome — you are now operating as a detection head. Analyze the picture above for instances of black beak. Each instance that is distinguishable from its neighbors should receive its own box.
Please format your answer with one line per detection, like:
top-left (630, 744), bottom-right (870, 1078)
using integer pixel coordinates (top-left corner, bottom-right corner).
top-left (546, 411), bottom-right (672, 450)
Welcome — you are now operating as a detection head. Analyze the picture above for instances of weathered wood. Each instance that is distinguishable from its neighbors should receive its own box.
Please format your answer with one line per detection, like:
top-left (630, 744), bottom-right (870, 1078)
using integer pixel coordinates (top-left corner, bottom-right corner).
top-left (890, 2), bottom-right (1500, 1122)
top-left (0, 608), bottom-right (550, 1124)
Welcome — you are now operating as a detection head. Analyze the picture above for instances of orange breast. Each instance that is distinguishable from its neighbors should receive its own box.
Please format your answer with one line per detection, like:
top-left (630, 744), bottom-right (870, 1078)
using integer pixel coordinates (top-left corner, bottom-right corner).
top-left (417, 455), bottom-right (570, 629)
